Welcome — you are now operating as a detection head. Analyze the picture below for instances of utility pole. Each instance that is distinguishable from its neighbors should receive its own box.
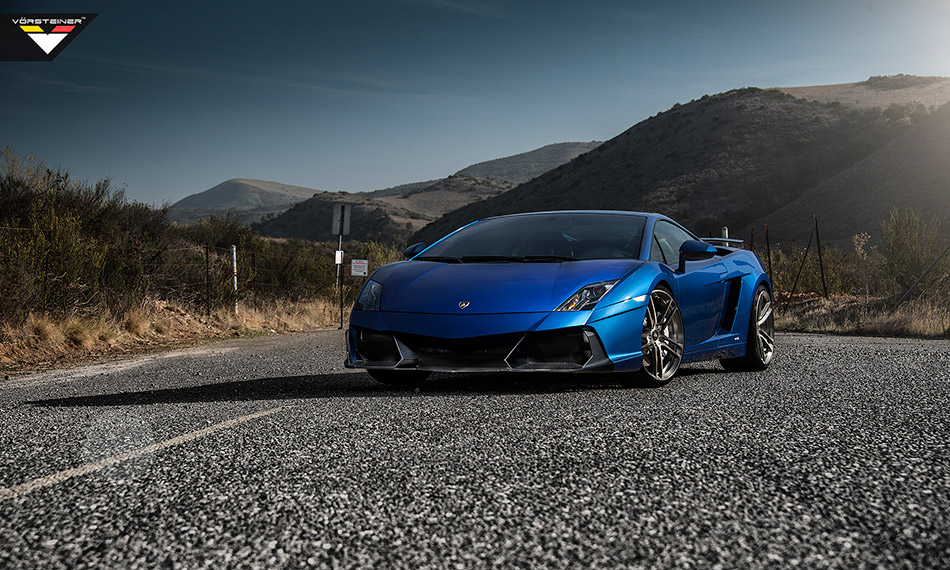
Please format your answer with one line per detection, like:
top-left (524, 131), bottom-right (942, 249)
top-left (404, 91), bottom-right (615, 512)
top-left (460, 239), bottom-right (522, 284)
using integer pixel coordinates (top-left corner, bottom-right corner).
top-left (332, 204), bottom-right (351, 330)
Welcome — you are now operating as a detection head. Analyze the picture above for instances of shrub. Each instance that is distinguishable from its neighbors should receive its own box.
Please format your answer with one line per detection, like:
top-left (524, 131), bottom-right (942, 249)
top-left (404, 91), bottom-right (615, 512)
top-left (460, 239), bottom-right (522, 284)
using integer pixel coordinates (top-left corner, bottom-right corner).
top-left (0, 150), bottom-right (403, 326)
top-left (879, 206), bottom-right (945, 291)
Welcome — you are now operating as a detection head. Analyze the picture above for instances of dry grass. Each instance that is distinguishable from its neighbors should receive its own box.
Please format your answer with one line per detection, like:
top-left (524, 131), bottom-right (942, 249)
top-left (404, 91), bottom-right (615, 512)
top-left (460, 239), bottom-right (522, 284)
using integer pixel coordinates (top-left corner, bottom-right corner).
top-left (0, 297), bottom-right (344, 372)
top-left (63, 318), bottom-right (95, 349)
top-left (217, 298), bottom-right (342, 333)
top-left (776, 294), bottom-right (950, 338)
top-left (123, 310), bottom-right (150, 336)
top-left (30, 314), bottom-right (64, 346)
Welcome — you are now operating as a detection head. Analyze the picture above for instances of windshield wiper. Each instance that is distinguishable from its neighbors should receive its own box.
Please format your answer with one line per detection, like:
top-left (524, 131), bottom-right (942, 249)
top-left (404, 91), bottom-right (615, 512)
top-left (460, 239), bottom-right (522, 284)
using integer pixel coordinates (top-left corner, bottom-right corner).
top-left (417, 254), bottom-right (579, 263)
top-left (415, 256), bottom-right (462, 263)
top-left (459, 255), bottom-right (580, 263)
top-left (458, 255), bottom-right (523, 262)
top-left (520, 255), bottom-right (579, 262)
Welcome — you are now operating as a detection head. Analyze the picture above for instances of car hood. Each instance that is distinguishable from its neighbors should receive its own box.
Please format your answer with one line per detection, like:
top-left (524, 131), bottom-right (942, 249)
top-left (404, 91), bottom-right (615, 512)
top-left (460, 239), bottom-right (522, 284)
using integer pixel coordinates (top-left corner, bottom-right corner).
top-left (374, 259), bottom-right (643, 314)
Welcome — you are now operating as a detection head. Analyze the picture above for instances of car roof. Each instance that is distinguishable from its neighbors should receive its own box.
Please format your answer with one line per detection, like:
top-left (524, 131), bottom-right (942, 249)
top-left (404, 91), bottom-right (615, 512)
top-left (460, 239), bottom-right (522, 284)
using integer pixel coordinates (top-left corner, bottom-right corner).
top-left (482, 210), bottom-right (667, 221)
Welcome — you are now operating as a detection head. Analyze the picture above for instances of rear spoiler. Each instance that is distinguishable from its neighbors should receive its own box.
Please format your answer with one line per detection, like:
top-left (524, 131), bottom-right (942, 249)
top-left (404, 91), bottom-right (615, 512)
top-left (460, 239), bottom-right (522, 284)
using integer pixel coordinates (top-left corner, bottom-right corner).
top-left (702, 237), bottom-right (745, 248)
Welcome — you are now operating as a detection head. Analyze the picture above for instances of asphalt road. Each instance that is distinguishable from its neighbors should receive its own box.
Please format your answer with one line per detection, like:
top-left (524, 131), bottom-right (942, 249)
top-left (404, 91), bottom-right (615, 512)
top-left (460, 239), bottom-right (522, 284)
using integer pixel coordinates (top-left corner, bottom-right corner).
top-left (0, 331), bottom-right (948, 569)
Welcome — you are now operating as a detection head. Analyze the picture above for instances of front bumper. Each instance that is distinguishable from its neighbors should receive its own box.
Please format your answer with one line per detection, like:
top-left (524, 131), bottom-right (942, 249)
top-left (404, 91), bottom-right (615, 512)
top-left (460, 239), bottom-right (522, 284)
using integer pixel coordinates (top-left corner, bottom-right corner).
top-left (345, 325), bottom-right (613, 373)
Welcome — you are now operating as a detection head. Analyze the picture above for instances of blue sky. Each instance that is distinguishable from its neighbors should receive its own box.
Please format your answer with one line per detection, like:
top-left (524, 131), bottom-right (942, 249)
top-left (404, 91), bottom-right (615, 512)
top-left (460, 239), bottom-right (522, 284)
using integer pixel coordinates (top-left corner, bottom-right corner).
top-left (2, 0), bottom-right (949, 205)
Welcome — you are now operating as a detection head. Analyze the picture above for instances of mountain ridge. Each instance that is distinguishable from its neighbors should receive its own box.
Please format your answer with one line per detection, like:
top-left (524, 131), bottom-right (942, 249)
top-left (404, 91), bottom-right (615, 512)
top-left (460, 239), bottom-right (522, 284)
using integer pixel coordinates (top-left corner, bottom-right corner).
top-left (414, 87), bottom-right (921, 245)
top-left (169, 142), bottom-right (601, 230)
top-left (248, 143), bottom-right (598, 242)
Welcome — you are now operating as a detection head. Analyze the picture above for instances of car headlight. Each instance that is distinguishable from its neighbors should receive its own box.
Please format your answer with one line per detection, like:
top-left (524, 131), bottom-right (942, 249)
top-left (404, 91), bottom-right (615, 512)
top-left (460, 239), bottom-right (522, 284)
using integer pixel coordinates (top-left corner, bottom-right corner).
top-left (556, 280), bottom-right (618, 311)
top-left (355, 280), bottom-right (383, 311)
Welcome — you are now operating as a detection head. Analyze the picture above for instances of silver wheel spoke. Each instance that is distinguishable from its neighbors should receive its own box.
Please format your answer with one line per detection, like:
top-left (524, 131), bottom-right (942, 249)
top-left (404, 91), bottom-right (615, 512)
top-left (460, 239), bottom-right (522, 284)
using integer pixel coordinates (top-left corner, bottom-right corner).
top-left (658, 300), bottom-right (675, 328)
top-left (659, 335), bottom-right (683, 353)
top-left (757, 302), bottom-right (772, 327)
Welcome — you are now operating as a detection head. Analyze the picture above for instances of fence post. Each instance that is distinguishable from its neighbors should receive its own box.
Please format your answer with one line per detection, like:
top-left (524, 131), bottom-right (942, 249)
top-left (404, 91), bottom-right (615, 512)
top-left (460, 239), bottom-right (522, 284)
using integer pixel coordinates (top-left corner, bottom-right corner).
top-left (814, 214), bottom-right (829, 298)
top-left (790, 228), bottom-right (815, 298)
top-left (231, 245), bottom-right (238, 316)
top-left (765, 224), bottom-right (773, 280)
top-left (251, 250), bottom-right (257, 304)
top-left (205, 245), bottom-right (210, 316)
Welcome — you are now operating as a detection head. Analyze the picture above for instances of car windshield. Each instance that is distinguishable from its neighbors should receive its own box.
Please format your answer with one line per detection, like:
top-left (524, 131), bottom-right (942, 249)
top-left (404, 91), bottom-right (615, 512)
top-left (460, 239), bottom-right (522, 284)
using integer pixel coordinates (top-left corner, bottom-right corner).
top-left (418, 212), bottom-right (646, 261)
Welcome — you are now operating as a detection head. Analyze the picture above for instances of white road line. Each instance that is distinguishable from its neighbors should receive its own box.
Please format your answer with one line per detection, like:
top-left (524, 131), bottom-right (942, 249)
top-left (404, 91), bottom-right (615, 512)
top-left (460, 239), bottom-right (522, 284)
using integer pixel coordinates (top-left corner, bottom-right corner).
top-left (0, 346), bottom-right (241, 390)
top-left (0, 405), bottom-right (291, 502)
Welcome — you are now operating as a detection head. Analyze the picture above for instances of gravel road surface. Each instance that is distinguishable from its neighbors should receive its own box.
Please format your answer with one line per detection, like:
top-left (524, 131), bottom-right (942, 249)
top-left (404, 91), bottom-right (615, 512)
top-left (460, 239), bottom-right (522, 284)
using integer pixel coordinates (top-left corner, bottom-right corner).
top-left (0, 331), bottom-right (948, 568)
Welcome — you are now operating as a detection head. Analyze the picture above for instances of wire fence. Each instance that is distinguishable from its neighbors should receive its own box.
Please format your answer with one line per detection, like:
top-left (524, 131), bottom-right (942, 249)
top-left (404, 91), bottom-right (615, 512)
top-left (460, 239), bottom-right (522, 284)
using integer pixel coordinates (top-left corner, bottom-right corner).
top-left (0, 223), bottom-right (396, 323)
top-left (737, 213), bottom-right (950, 310)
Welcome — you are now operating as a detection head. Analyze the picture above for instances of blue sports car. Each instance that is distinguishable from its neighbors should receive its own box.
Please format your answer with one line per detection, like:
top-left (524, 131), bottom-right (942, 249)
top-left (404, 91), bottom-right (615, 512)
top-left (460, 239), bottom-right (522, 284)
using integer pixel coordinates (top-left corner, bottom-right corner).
top-left (346, 210), bottom-right (774, 386)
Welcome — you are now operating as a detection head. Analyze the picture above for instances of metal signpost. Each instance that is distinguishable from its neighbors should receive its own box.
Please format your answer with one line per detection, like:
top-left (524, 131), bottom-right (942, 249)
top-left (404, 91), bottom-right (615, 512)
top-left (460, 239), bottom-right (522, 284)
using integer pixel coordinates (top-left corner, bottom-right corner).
top-left (332, 204), bottom-right (351, 330)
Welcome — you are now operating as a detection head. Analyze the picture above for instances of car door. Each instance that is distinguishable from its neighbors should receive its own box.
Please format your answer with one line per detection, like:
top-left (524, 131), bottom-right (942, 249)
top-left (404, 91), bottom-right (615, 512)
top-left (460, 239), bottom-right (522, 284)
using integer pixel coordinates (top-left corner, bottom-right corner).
top-left (650, 221), bottom-right (726, 353)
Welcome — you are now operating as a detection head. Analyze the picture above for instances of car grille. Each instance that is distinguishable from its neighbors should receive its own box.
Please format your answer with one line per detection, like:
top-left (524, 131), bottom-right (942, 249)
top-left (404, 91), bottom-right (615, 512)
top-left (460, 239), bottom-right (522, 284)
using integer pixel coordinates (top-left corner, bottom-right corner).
top-left (354, 327), bottom-right (609, 372)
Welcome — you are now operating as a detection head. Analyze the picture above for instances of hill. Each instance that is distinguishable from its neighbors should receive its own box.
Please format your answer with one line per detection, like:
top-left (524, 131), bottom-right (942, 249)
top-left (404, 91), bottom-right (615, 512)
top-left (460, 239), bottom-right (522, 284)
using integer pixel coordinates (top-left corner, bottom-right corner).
top-left (251, 141), bottom-right (595, 243)
top-left (414, 86), bottom-right (923, 245)
top-left (776, 75), bottom-right (950, 110)
top-left (252, 175), bottom-right (514, 243)
top-left (362, 180), bottom-right (440, 199)
top-left (749, 101), bottom-right (950, 243)
top-left (455, 142), bottom-right (602, 183)
top-left (168, 179), bottom-right (319, 225)
top-left (373, 176), bottom-right (514, 221)
top-left (250, 191), bottom-right (422, 244)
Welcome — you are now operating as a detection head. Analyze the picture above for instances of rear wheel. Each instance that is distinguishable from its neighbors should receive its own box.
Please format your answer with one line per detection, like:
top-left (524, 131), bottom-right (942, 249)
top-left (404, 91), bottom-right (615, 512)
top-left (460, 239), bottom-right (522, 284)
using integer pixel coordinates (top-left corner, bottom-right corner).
top-left (720, 284), bottom-right (775, 372)
top-left (629, 286), bottom-right (684, 387)
top-left (367, 369), bottom-right (431, 386)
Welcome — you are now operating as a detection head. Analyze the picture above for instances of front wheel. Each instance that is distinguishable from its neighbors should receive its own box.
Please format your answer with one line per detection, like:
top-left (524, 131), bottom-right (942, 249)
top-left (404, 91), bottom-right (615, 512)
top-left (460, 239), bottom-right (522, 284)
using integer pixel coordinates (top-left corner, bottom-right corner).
top-left (367, 369), bottom-right (431, 387)
top-left (720, 284), bottom-right (775, 372)
top-left (627, 286), bottom-right (685, 387)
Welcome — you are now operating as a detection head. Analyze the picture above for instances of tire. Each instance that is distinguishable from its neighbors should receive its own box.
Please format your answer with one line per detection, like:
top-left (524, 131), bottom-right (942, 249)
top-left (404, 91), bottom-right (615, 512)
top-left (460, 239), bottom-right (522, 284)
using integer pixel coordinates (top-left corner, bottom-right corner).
top-left (625, 286), bottom-right (685, 387)
top-left (367, 369), bottom-right (431, 386)
top-left (720, 284), bottom-right (775, 372)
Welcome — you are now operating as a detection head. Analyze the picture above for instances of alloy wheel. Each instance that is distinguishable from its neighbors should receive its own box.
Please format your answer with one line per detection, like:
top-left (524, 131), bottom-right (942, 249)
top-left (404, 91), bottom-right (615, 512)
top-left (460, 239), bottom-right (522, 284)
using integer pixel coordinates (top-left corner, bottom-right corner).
top-left (640, 288), bottom-right (685, 383)
top-left (754, 288), bottom-right (775, 365)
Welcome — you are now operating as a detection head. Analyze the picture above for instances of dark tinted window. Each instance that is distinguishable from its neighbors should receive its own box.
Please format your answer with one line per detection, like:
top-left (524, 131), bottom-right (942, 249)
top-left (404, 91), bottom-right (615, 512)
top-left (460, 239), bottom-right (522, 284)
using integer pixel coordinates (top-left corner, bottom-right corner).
top-left (651, 220), bottom-right (694, 267)
top-left (422, 213), bottom-right (646, 260)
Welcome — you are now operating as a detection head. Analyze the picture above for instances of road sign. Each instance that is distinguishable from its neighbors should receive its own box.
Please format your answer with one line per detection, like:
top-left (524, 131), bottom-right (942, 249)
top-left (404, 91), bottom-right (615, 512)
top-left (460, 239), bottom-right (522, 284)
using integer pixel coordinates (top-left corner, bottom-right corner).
top-left (351, 259), bottom-right (368, 276)
top-left (332, 203), bottom-right (351, 236)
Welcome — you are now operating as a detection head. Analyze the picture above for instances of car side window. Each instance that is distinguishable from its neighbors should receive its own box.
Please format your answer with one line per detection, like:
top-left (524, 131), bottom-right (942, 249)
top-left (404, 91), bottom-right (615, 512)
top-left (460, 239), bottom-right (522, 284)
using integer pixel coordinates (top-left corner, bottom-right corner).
top-left (650, 235), bottom-right (667, 263)
top-left (651, 221), bottom-right (693, 267)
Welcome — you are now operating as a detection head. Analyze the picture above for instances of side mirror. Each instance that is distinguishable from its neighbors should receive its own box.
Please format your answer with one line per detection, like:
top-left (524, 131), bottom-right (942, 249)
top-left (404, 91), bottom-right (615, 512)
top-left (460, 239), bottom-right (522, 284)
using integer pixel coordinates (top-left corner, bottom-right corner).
top-left (403, 242), bottom-right (426, 259)
top-left (678, 240), bottom-right (717, 272)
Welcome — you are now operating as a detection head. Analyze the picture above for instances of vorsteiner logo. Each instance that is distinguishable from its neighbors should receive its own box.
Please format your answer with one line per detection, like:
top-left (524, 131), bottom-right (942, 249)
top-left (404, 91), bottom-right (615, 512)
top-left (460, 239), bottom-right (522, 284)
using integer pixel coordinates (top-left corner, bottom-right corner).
top-left (1, 13), bottom-right (96, 61)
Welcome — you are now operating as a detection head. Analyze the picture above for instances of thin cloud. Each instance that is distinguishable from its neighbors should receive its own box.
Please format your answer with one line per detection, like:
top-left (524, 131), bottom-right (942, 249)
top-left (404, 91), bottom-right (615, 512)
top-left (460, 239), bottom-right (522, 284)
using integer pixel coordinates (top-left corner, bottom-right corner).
top-left (17, 73), bottom-right (115, 93)
top-left (62, 54), bottom-right (431, 99)
top-left (400, 0), bottom-right (506, 19)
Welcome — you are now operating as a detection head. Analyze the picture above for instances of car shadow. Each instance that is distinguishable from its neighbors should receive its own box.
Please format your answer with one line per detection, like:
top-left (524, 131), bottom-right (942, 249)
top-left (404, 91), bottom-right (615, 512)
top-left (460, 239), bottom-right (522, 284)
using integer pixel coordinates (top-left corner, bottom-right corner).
top-left (28, 366), bottom-right (722, 408)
